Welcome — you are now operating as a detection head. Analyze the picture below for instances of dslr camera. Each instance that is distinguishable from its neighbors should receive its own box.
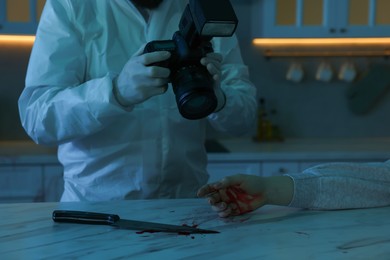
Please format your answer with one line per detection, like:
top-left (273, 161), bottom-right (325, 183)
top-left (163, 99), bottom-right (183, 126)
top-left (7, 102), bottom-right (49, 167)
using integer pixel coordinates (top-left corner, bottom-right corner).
top-left (144, 0), bottom-right (238, 120)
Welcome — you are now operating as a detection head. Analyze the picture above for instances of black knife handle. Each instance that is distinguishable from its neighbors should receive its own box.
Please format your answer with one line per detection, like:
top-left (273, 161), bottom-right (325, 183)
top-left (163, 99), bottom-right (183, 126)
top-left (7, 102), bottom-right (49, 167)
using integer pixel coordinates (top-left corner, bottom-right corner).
top-left (52, 210), bottom-right (120, 225)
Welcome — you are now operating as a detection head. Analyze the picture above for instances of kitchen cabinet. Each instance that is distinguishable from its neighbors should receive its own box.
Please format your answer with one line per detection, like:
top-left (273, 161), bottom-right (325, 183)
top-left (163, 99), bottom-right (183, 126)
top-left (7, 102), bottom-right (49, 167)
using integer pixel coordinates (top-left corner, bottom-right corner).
top-left (0, 0), bottom-right (45, 35)
top-left (0, 140), bottom-right (62, 203)
top-left (207, 161), bottom-right (301, 181)
top-left (205, 137), bottom-right (390, 181)
top-left (207, 162), bottom-right (261, 183)
top-left (0, 164), bottom-right (63, 203)
top-left (298, 159), bottom-right (380, 171)
top-left (0, 165), bottom-right (44, 203)
top-left (256, 0), bottom-right (390, 38)
top-left (230, 0), bottom-right (255, 3)
top-left (0, 0), bottom-right (245, 35)
top-left (1, 138), bottom-right (388, 201)
top-left (43, 165), bottom-right (64, 202)
top-left (261, 161), bottom-right (299, 176)
top-left (208, 158), bottom-right (387, 182)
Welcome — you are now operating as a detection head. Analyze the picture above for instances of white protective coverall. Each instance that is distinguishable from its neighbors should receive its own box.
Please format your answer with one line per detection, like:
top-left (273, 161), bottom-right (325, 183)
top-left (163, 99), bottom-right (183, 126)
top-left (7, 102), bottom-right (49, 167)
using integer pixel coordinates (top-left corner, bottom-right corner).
top-left (18, 0), bottom-right (257, 201)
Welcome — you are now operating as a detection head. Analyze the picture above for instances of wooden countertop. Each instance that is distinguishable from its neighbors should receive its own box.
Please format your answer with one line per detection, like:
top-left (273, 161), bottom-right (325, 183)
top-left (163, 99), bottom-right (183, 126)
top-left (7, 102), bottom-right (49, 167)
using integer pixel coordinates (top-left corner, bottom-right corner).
top-left (1, 199), bottom-right (390, 259)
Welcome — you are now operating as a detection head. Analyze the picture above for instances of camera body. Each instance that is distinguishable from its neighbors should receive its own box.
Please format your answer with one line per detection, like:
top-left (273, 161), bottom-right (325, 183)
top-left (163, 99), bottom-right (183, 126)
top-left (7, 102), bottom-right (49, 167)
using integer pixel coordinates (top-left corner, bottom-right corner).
top-left (143, 0), bottom-right (238, 120)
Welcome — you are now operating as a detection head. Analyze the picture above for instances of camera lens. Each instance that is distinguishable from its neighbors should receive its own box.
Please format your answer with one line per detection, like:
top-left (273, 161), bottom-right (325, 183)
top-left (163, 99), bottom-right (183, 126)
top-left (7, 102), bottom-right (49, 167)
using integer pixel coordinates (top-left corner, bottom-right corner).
top-left (172, 65), bottom-right (217, 120)
top-left (178, 90), bottom-right (217, 119)
top-left (186, 96), bottom-right (208, 109)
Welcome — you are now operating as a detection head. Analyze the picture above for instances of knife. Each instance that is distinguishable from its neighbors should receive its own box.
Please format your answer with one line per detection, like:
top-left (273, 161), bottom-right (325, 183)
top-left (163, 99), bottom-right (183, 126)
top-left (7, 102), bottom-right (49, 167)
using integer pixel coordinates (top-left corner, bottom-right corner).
top-left (52, 210), bottom-right (219, 234)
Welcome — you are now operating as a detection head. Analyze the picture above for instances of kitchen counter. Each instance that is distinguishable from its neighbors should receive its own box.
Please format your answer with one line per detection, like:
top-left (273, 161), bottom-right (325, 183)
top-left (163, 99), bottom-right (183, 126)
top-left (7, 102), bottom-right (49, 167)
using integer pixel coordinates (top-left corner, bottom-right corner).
top-left (1, 199), bottom-right (390, 259)
top-left (209, 137), bottom-right (390, 161)
top-left (0, 138), bottom-right (389, 164)
top-left (0, 140), bottom-right (58, 164)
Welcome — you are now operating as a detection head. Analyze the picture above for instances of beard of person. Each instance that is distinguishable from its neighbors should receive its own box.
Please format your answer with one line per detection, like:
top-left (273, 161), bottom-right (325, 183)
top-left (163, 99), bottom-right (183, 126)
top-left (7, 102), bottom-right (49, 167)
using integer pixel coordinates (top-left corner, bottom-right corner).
top-left (131, 0), bottom-right (163, 9)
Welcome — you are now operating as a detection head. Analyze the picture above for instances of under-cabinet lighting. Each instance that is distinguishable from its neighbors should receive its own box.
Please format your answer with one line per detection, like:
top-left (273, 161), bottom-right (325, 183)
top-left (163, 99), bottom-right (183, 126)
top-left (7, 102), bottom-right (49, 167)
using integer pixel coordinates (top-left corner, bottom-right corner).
top-left (253, 38), bottom-right (390, 57)
top-left (0, 35), bottom-right (35, 46)
top-left (253, 38), bottom-right (390, 47)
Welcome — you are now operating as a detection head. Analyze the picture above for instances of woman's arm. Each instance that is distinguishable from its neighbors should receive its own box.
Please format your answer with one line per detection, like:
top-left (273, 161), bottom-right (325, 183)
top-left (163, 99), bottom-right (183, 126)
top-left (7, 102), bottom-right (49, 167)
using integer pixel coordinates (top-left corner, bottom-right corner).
top-left (199, 160), bottom-right (390, 217)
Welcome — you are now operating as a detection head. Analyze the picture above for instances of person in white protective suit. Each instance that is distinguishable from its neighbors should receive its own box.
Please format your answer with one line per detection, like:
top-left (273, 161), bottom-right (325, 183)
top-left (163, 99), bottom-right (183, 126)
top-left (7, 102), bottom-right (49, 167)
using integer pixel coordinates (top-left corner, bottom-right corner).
top-left (18, 0), bottom-right (257, 201)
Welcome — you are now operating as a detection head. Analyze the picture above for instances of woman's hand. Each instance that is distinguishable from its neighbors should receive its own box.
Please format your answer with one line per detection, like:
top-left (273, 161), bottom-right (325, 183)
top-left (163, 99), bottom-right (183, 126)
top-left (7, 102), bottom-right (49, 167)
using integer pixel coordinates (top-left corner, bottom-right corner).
top-left (197, 174), bottom-right (294, 218)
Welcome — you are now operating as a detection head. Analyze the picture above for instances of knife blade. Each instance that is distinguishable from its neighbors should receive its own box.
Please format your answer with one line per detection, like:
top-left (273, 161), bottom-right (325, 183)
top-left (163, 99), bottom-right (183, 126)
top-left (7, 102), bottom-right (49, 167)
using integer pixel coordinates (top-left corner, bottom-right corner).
top-left (52, 210), bottom-right (219, 234)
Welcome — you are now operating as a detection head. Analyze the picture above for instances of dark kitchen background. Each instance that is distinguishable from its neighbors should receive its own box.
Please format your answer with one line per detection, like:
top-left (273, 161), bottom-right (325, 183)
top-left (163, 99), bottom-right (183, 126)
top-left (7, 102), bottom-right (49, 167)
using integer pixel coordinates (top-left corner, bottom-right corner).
top-left (1, 0), bottom-right (390, 142)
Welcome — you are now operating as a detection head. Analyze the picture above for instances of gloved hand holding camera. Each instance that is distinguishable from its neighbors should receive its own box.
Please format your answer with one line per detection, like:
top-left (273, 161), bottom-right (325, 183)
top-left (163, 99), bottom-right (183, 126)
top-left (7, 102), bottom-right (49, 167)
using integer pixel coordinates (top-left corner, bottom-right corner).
top-left (141, 0), bottom-right (237, 120)
top-left (114, 49), bottom-right (225, 111)
top-left (115, 0), bottom-right (236, 119)
top-left (200, 52), bottom-right (222, 81)
top-left (200, 52), bottom-right (226, 112)
top-left (114, 49), bottom-right (172, 107)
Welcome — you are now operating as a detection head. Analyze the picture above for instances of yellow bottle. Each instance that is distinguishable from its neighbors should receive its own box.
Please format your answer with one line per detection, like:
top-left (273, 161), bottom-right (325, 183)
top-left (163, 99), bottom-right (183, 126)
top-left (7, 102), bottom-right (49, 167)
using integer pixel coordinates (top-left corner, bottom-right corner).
top-left (256, 98), bottom-right (273, 141)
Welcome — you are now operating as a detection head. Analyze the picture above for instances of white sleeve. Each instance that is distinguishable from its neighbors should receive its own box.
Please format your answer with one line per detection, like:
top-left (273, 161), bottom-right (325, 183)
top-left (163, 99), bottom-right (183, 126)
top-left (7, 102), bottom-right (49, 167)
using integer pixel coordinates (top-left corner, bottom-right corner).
top-left (285, 160), bottom-right (390, 209)
top-left (207, 35), bottom-right (257, 136)
top-left (18, 0), bottom-right (128, 145)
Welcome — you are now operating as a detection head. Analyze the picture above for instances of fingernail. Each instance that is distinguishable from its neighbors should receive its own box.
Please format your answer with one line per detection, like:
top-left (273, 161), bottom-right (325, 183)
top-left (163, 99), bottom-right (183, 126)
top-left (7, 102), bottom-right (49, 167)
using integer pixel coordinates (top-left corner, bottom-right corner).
top-left (214, 183), bottom-right (222, 189)
top-left (162, 51), bottom-right (171, 57)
